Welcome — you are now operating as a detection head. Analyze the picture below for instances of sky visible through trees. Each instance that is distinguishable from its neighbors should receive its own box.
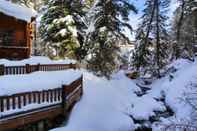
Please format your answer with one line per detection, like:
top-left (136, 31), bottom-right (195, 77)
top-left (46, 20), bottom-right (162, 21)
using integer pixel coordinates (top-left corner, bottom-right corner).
top-left (127, 0), bottom-right (179, 40)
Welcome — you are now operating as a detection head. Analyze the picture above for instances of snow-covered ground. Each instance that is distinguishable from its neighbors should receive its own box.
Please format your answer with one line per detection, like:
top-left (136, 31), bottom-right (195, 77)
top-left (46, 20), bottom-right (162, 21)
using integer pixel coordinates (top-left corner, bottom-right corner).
top-left (0, 56), bottom-right (76, 66)
top-left (1, 56), bottom-right (197, 131)
top-left (151, 58), bottom-right (197, 130)
top-left (51, 71), bottom-right (140, 131)
top-left (50, 70), bottom-right (166, 131)
top-left (52, 58), bottom-right (197, 131)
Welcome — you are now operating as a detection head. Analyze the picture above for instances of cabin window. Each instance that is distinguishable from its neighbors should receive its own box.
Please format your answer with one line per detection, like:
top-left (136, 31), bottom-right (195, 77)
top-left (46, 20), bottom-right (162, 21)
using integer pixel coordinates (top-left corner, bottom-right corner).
top-left (0, 30), bottom-right (15, 46)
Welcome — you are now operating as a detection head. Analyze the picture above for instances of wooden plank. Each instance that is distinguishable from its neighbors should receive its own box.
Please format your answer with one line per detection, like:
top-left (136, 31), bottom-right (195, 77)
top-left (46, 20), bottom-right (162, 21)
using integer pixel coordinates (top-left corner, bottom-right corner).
top-left (0, 98), bottom-right (4, 112)
top-left (0, 105), bottom-right (63, 131)
top-left (6, 98), bottom-right (10, 111)
top-left (0, 64), bottom-right (4, 76)
top-left (2, 63), bottom-right (77, 75)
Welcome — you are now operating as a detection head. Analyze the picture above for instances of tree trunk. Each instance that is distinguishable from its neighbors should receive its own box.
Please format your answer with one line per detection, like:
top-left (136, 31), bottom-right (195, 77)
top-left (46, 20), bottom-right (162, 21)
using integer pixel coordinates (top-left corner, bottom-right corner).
top-left (138, 0), bottom-right (156, 71)
top-left (156, 0), bottom-right (161, 78)
top-left (175, 0), bottom-right (185, 59)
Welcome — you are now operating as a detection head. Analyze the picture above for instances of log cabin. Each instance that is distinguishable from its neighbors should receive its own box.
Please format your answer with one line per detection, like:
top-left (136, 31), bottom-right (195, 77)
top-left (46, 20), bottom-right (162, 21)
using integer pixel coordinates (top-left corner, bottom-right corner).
top-left (0, 0), bottom-right (37, 60)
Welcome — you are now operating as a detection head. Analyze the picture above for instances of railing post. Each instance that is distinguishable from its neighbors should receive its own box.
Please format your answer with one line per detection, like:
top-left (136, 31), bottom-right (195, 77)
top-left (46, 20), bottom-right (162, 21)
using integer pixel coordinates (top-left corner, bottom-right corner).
top-left (0, 64), bottom-right (5, 76)
top-left (62, 85), bottom-right (67, 117)
top-left (26, 64), bottom-right (30, 74)
top-left (69, 63), bottom-right (73, 69)
top-left (70, 63), bottom-right (77, 70)
top-left (37, 63), bottom-right (40, 71)
top-left (80, 75), bottom-right (83, 96)
top-left (0, 97), bottom-right (4, 112)
top-left (76, 63), bottom-right (80, 69)
top-left (73, 64), bottom-right (77, 70)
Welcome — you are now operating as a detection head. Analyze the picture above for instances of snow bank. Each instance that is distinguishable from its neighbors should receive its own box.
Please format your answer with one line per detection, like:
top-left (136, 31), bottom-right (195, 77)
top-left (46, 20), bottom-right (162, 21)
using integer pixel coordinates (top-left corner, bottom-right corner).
top-left (128, 95), bottom-right (166, 121)
top-left (0, 0), bottom-right (37, 22)
top-left (51, 71), bottom-right (140, 131)
top-left (51, 58), bottom-right (197, 131)
top-left (149, 58), bottom-right (197, 130)
top-left (51, 70), bottom-right (169, 131)
top-left (0, 70), bottom-right (81, 96)
top-left (0, 56), bottom-right (76, 66)
top-left (111, 71), bottom-right (166, 121)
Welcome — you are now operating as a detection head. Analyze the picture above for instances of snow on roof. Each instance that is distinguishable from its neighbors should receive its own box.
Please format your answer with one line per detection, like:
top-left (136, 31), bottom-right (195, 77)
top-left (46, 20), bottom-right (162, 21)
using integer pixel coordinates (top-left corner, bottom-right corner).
top-left (192, 7), bottom-right (197, 11)
top-left (0, 0), bottom-right (37, 22)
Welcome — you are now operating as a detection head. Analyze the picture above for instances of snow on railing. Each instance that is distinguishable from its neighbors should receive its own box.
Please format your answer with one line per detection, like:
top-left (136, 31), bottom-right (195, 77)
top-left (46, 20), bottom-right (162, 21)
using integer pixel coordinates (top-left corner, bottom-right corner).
top-left (0, 63), bottom-right (77, 75)
top-left (0, 76), bottom-right (83, 120)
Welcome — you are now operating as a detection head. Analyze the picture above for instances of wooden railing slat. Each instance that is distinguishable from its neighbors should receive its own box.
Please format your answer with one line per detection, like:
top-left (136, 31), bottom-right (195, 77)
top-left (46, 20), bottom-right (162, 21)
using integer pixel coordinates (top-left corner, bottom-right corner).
top-left (23, 94), bottom-right (26, 106)
top-left (6, 98), bottom-right (10, 111)
top-left (42, 91), bottom-right (45, 102)
top-left (46, 91), bottom-right (49, 102)
top-left (54, 89), bottom-right (57, 102)
top-left (12, 97), bottom-right (15, 110)
top-left (0, 75), bottom-right (83, 126)
top-left (18, 96), bottom-right (21, 109)
top-left (0, 98), bottom-right (4, 112)
top-left (33, 92), bottom-right (36, 103)
top-left (1, 63), bottom-right (77, 75)
top-left (38, 92), bottom-right (41, 104)
top-left (50, 90), bottom-right (53, 103)
top-left (28, 93), bottom-right (32, 104)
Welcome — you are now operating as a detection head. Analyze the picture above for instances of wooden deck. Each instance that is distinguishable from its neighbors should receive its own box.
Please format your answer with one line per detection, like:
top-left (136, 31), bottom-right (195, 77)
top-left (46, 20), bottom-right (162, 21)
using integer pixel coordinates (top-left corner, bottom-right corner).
top-left (0, 63), bottom-right (77, 76)
top-left (0, 75), bottom-right (83, 131)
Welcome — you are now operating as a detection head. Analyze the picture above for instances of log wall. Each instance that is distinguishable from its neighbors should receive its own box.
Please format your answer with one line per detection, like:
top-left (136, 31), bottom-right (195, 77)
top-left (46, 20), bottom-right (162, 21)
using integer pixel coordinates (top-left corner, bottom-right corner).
top-left (0, 13), bottom-right (34, 59)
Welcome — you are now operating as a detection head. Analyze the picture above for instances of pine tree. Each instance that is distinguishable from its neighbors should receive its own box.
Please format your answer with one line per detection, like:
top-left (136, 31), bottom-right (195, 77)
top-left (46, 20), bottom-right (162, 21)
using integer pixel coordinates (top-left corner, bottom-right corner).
top-left (80, 0), bottom-right (137, 78)
top-left (39, 0), bottom-right (80, 59)
top-left (172, 0), bottom-right (185, 59)
top-left (39, 0), bottom-right (137, 78)
top-left (172, 0), bottom-right (197, 60)
top-left (8, 0), bottom-right (37, 8)
top-left (132, 0), bottom-right (170, 78)
top-left (132, 31), bottom-right (152, 75)
top-left (132, 0), bottom-right (155, 75)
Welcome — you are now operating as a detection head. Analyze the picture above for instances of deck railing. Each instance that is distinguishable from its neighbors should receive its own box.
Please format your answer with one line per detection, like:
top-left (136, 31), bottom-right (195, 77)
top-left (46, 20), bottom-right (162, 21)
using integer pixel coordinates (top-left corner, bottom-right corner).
top-left (0, 76), bottom-right (83, 120)
top-left (0, 63), bottom-right (77, 75)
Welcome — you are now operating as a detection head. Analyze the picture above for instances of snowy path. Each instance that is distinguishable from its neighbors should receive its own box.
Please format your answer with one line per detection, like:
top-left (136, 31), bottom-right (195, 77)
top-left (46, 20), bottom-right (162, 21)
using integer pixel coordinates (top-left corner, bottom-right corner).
top-left (51, 71), bottom-right (166, 131)
top-left (51, 71), bottom-right (138, 131)
top-left (51, 59), bottom-right (197, 131)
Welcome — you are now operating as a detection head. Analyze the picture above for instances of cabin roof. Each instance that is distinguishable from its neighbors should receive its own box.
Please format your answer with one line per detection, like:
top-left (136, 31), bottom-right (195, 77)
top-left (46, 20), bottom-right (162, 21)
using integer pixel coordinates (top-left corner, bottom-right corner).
top-left (192, 7), bottom-right (197, 12)
top-left (0, 0), bottom-right (37, 22)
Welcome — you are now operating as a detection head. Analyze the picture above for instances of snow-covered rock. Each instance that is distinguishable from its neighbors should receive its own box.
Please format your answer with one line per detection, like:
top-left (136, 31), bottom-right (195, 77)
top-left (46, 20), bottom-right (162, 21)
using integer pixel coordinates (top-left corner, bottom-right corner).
top-left (149, 58), bottom-right (197, 130)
